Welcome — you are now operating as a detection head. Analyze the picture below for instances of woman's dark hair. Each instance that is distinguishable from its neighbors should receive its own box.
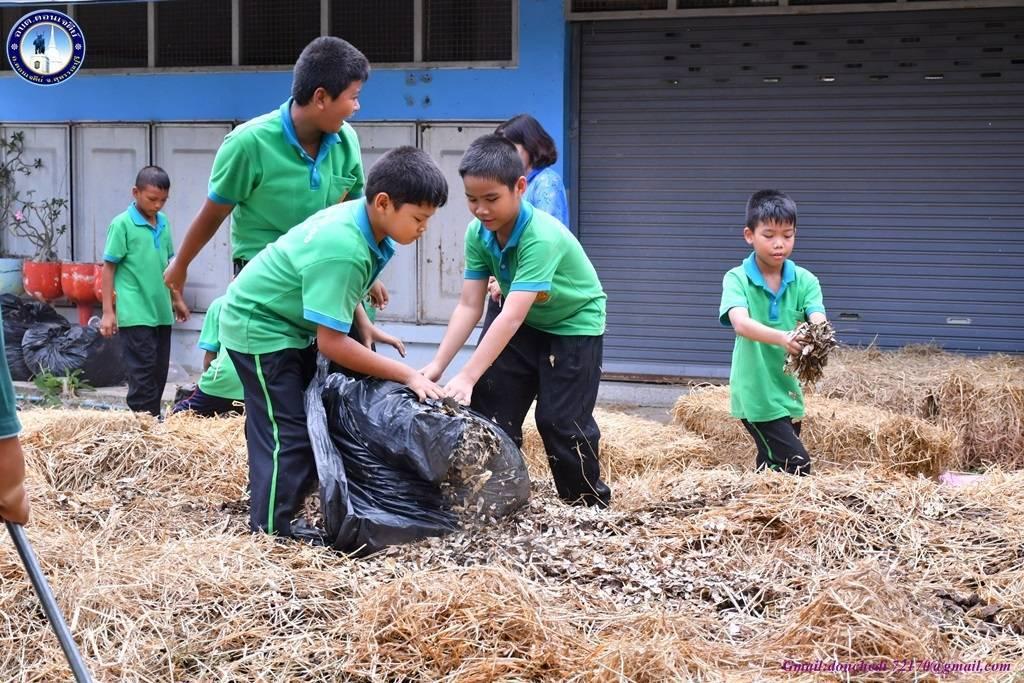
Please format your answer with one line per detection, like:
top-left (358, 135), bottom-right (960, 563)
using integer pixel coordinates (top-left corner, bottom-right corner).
top-left (494, 114), bottom-right (557, 170)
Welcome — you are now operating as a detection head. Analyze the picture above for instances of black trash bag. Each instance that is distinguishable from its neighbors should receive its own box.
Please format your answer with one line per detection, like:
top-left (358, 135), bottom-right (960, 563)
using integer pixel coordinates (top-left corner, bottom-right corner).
top-left (1, 295), bottom-right (69, 381)
top-left (304, 360), bottom-right (530, 555)
top-left (21, 322), bottom-right (126, 386)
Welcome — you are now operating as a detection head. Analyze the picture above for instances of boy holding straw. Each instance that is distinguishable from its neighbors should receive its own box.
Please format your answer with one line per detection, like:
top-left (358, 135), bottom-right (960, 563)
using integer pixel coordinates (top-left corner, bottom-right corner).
top-left (719, 190), bottom-right (827, 475)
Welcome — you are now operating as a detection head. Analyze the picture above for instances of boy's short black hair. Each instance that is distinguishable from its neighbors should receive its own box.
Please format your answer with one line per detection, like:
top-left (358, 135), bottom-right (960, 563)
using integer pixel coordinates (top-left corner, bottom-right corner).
top-left (495, 114), bottom-right (558, 169)
top-left (292, 37), bottom-right (370, 105)
top-left (135, 165), bottom-right (170, 191)
top-left (365, 146), bottom-right (448, 209)
top-left (458, 134), bottom-right (524, 190)
top-left (746, 189), bottom-right (797, 230)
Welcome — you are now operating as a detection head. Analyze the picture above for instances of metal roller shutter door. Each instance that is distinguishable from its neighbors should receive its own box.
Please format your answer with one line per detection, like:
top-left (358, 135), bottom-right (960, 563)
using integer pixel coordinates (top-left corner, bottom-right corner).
top-left (576, 9), bottom-right (1024, 378)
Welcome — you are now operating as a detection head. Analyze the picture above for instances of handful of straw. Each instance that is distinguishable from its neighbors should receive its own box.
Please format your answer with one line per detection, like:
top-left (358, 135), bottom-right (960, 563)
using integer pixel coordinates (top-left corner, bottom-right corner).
top-left (785, 321), bottom-right (838, 385)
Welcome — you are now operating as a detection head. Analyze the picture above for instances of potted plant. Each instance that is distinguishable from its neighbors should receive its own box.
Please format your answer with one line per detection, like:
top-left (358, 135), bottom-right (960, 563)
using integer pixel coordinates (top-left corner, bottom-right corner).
top-left (0, 130), bottom-right (43, 296)
top-left (11, 191), bottom-right (69, 303)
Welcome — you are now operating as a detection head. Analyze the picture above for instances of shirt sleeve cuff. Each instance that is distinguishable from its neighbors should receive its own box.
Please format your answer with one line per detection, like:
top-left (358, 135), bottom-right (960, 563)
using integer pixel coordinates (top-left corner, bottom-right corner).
top-left (198, 342), bottom-right (220, 352)
top-left (304, 309), bottom-right (351, 333)
top-left (103, 253), bottom-right (122, 263)
top-left (510, 281), bottom-right (551, 292)
top-left (719, 303), bottom-right (746, 326)
top-left (464, 269), bottom-right (490, 280)
top-left (805, 305), bottom-right (827, 317)
top-left (208, 189), bottom-right (237, 205)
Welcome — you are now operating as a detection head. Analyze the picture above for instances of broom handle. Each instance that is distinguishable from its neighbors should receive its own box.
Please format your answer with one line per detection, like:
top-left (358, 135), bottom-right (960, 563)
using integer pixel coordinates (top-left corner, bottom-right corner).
top-left (5, 522), bottom-right (93, 683)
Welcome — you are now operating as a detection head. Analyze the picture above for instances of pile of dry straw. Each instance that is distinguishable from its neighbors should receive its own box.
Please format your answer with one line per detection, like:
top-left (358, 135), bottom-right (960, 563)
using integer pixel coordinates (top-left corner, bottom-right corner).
top-left (2, 391), bottom-right (1021, 680)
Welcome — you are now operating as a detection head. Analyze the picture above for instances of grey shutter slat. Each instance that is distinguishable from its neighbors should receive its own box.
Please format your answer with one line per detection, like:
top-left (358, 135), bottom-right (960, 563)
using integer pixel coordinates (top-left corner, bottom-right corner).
top-left (577, 8), bottom-right (1024, 377)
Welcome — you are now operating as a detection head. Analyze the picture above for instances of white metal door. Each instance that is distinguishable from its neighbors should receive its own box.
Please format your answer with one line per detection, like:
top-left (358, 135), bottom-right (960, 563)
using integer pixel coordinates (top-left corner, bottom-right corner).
top-left (153, 123), bottom-right (233, 312)
top-left (0, 124), bottom-right (72, 261)
top-left (72, 124), bottom-right (149, 263)
top-left (419, 123), bottom-right (497, 323)
top-left (356, 122), bottom-right (418, 322)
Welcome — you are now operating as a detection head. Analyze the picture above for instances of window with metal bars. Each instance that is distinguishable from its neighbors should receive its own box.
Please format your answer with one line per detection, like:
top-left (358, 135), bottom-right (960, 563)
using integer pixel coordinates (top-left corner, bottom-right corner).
top-left (155, 0), bottom-right (232, 68)
top-left (74, 1), bottom-right (148, 69)
top-left (423, 0), bottom-right (513, 62)
top-left (241, 0), bottom-right (322, 66)
top-left (330, 0), bottom-right (414, 64)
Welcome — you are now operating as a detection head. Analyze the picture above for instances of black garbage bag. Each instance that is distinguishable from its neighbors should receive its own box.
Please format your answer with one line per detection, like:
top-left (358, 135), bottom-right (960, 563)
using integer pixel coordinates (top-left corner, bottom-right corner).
top-left (1, 295), bottom-right (69, 381)
top-left (21, 322), bottom-right (126, 386)
top-left (304, 361), bottom-right (530, 555)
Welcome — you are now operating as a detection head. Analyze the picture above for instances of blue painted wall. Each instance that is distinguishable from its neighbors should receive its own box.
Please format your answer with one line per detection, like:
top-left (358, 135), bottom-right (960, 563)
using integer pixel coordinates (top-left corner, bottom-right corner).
top-left (0, 0), bottom-right (569, 177)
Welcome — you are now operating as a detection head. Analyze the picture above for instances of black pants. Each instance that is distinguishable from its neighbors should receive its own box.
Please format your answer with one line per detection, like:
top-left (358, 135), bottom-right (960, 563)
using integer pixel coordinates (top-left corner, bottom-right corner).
top-left (232, 259), bottom-right (248, 277)
top-left (171, 385), bottom-right (243, 417)
top-left (478, 295), bottom-right (501, 342)
top-left (228, 346), bottom-right (318, 536)
top-left (741, 418), bottom-right (811, 475)
top-left (120, 325), bottom-right (171, 417)
top-left (472, 324), bottom-right (611, 507)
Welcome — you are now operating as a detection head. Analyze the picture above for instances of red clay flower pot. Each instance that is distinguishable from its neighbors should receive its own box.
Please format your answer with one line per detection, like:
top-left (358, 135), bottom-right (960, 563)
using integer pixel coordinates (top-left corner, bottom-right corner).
top-left (61, 262), bottom-right (100, 325)
top-left (22, 260), bottom-right (63, 303)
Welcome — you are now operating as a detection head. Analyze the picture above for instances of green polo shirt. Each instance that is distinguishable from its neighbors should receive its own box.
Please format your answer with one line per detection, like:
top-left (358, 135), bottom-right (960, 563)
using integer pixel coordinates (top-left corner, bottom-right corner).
top-left (196, 297), bottom-right (243, 401)
top-left (220, 200), bottom-right (395, 355)
top-left (208, 99), bottom-right (365, 262)
top-left (103, 204), bottom-right (175, 328)
top-left (719, 253), bottom-right (827, 422)
top-left (464, 200), bottom-right (606, 336)
top-left (0, 322), bottom-right (21, 439)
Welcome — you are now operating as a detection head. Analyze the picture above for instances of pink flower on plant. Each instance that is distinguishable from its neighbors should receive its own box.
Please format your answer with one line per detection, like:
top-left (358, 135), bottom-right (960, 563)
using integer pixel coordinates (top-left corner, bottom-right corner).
top-left (13, 210), bottom-right (23, 222)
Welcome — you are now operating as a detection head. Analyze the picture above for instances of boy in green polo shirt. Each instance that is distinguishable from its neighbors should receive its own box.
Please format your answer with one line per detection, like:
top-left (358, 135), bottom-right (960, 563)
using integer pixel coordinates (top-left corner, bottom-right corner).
top-left (421, 135), bottom-right (611, 508)
top-left (221, 146), bottom-right (448, 538)
top-left (163, 36), bottom-right (385, 344)
top-left (0, 322), bottom-right (29, 525)
top-left (171, 295), bottom-right (242, 417)
top-left (100, 166), bottom-right (190, 417)
top-left (719, 190), bottom-right (827, 476)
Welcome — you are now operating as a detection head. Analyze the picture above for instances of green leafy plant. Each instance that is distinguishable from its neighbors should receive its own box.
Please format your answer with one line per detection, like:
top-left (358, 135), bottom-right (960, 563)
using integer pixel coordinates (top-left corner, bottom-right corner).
top-left (0, 130), bottom-right (44, 258)
top-left (32, 369), bottom-right (92, 406)
top-left (10, 191), bottom-right (69, 262)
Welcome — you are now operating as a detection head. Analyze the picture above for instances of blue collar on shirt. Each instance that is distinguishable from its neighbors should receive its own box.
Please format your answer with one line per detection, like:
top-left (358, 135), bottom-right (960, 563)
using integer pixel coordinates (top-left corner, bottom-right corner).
top-left (354, 201), bottom-right (396, 280)
top-left (743, 252), bottom-right (795, 322)
top-left (279, 98), bottom-right (342, 190)
top-left (128, 203), bottom-right (167, 250)
top-left (480, 199), bottom-right (534, 261)
top-left (526, 167), bottom-right (542, 183)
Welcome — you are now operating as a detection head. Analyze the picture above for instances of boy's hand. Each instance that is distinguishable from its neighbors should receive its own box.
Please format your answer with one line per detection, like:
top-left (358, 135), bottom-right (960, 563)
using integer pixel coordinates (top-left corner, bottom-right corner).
top-left (173, 299), bottom-right (191, 323)
top-left (368, 280), bottom-right (389, 310)
top-left (99, 312), bottom-right (118, 337)
top-left (419, 360), bottom-right (444, 383)
top-left (780, 330), bottom-right (806, 355)
top-left (0, 485), bottom-right (29, 525)
top-left (403, 371), bottom-right (444, 403)
top-left (164, 259), bottom-right (186, 294)
top-left (444, 373), bottom-right (475, 406)
top-left (371, 325), bottom-right (406, 357)
top-left (487, 277), bottom-right (502, 304)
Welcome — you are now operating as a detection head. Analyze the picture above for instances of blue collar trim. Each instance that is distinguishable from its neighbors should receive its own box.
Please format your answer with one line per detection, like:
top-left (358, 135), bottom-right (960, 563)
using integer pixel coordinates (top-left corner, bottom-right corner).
top-left (279, 98), bottom-right (342, 190)
top-left (480, 200), bottom-right (534, 261)
top-left (128, 203), bottom-right (166, 250)
top-left (526, 167), bottom-right (542, 183)
top-left (743, 252), bottom-right (795, 322)
top-left (354, 201), bottom-right (395, 269)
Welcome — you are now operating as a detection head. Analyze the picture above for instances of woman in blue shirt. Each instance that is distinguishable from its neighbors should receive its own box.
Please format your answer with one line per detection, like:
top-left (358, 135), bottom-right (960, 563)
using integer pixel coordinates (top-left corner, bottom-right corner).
top-left (480, 114), bottom-right (571, 335)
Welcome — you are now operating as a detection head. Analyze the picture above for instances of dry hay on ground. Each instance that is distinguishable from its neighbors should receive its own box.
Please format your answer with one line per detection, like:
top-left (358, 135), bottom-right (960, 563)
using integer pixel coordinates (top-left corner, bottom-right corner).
top-left (521, 407), bottom-right (722, 480)
top-left (815, 346), bottom-right (1024, 470)
top-left (672, 385), bottom-right (958, 476)
top-left (3, 409), bottom-right (1023, 681)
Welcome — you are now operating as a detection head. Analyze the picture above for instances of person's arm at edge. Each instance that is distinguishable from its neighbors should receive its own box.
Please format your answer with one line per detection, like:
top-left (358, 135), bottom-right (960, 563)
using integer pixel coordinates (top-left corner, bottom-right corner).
top-left (0, 437), bottom-right (29, 524)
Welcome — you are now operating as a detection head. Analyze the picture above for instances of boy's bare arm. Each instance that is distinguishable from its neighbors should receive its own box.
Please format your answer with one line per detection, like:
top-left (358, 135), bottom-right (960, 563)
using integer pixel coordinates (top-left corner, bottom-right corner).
top-left (164, 199), bottom-right (234, 293)
top-left (808, 311), bottom-right (827, 324)
top-left (99, 261), bottom-right (118, 338)
top-left (727, 307), bottom-right (804, 355)
top-left (316, 326), bottom-right (443, 402)
top-left (444, 290), bottom-right (537, 405)
top-left (421, 279), bottom-right (488, 381)
top-left (203, 351), bottom-right (216, 372)
top-left (0, 437), bottom-right (29, 525)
